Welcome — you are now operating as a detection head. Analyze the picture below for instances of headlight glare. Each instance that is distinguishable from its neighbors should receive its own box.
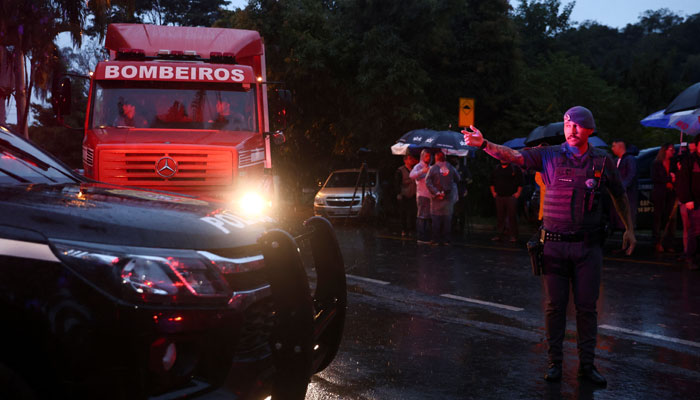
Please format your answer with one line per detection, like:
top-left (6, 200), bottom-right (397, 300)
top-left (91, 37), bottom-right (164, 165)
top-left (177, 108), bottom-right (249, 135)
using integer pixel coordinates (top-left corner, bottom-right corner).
top-left (238, 191), bottom-right (268, 216)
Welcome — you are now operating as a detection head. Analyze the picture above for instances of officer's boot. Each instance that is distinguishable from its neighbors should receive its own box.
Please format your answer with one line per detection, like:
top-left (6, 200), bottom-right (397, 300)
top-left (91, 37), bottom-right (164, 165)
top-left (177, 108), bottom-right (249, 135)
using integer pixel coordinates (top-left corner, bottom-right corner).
top-left (578, 363), bottom-right (607, 387)
top-left (544, 362), bottom-right (562, 382)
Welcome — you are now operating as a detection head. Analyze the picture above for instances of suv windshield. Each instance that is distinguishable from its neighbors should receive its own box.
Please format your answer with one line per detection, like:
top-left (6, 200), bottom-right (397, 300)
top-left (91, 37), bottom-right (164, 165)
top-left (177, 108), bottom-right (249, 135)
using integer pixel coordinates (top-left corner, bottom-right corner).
top-left (90, 81), bottom-right (257, 132)
top-left (0, 126), bottom-right (81, 185)
top-left (324, 171), bottom-right (377, 188)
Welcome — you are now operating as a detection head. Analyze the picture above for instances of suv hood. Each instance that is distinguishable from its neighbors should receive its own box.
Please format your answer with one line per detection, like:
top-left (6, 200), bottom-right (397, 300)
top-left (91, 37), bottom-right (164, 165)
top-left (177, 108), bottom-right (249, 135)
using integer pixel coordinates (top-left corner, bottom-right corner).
top-left (0, 183), bottom-right (271, 250)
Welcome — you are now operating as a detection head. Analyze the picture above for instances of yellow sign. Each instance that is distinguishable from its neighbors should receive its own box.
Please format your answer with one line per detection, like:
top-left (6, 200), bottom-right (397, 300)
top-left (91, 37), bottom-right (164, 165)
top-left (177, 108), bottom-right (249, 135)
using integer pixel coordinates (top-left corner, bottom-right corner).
top-left (459, 98), bottom-right (475, 127)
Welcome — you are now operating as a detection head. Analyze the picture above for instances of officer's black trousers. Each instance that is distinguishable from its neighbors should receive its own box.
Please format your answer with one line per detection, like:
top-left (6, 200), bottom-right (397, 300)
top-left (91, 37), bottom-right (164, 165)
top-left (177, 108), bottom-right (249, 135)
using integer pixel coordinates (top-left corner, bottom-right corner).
top-left (542, 240), bottom-right (602, 366)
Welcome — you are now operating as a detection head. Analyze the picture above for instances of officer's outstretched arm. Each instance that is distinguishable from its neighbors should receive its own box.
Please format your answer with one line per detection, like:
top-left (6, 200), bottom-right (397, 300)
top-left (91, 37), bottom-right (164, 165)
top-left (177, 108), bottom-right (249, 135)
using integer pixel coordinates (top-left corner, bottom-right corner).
top-left (462, 126), bottom-right (524, 166)
top-left (610, 191), bottom-right (636, 255)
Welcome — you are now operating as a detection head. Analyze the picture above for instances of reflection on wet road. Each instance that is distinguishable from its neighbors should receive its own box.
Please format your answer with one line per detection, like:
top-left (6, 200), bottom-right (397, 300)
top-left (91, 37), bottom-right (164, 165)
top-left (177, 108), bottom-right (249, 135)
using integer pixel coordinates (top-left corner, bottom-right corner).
top-left (306, 225), bottom-right (700, 399)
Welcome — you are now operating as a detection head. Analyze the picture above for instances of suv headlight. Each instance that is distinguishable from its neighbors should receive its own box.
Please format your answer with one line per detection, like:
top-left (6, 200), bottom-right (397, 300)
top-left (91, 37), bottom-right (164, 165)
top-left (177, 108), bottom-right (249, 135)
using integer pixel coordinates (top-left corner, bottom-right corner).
top-left (51, 240), bottom-right (232, 305)
top-left (314, 195), bottom-right (325, 206)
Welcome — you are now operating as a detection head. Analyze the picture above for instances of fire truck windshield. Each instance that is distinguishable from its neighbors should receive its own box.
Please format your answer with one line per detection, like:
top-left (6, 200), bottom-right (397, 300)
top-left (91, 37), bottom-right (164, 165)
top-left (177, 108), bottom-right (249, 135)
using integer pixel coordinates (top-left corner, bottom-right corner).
top-left (90, 81), bottom-right (257, 132)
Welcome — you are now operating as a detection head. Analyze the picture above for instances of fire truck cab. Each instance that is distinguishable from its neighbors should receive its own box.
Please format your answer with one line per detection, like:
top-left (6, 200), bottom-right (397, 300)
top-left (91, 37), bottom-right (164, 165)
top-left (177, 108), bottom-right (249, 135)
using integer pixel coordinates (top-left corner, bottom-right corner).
top-left (61, 23), bottom-right (284, 212)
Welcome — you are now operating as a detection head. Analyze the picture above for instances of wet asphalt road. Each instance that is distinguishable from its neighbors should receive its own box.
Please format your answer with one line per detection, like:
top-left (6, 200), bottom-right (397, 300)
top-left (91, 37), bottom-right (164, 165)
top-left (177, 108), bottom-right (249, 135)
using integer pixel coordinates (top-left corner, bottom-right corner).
top-left (304, 224), bottom-right (700, 399)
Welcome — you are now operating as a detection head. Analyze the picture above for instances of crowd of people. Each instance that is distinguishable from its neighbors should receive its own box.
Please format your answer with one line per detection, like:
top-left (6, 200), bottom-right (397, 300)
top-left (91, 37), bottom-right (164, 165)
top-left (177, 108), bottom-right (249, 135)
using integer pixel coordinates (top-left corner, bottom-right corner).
top-left (394, 151), bottom-right (470, 245)
top-left (648, 136), bottom-right (700, 270)
top-left (393, 131), bottom-right (700, 270)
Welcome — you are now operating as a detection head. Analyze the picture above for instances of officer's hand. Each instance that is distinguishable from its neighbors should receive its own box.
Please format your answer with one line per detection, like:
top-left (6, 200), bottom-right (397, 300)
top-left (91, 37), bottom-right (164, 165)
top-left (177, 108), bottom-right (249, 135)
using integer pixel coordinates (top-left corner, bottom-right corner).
top-left (622, 230), bottom-right (636, 256)
top-left (686, 201), bottom-right (695, 210)
top-left (462, 125), bottom-right (484, 148)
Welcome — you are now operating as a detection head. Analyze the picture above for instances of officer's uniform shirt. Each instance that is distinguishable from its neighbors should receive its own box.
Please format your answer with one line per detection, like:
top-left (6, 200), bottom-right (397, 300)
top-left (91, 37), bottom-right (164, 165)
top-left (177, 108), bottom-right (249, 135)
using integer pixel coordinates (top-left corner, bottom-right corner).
top-left (520, 143), bottom-right (625, 234)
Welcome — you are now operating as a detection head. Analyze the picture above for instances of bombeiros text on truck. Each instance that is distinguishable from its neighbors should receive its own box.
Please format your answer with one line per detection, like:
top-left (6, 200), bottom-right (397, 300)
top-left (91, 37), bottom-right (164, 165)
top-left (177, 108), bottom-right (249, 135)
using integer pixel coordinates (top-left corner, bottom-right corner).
top-left (53, 23), bottom-right (289, 215)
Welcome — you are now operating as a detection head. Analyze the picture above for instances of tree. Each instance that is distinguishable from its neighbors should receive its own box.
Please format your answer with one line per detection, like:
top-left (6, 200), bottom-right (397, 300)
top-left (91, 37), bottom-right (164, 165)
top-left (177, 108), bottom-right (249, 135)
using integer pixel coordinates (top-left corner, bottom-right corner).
top-left (512, 0), bottom-right (575, 62)
top-left (0, 0), bottom-right (109, 138)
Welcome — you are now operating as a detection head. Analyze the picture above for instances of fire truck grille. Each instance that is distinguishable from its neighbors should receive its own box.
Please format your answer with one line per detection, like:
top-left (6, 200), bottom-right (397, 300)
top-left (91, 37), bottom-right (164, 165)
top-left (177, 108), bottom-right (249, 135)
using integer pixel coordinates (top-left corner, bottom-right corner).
top-left (82, 146), bottom-right (95, 167)
top-left (99, 149), bottom-right (233, 186)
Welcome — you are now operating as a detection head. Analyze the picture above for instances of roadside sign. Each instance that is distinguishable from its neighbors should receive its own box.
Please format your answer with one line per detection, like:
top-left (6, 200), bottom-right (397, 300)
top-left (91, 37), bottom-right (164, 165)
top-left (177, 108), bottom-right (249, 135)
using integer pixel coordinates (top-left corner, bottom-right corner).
top-left (459, 98), bottom-right (474, 127)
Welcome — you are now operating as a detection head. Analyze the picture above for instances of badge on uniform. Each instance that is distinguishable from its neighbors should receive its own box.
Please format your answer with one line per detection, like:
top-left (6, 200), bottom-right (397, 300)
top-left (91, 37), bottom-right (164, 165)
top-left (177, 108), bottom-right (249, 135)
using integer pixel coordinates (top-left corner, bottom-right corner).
top-left (585, 178), bottom-right (597, 189)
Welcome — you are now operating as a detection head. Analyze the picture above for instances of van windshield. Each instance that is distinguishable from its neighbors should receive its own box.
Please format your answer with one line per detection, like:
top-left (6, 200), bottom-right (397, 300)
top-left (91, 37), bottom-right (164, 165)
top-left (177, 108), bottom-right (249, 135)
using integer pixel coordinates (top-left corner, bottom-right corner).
top-left (324, 171), bottom-right (377, 188)
top-left (90, 81), bottom-right (257, 131)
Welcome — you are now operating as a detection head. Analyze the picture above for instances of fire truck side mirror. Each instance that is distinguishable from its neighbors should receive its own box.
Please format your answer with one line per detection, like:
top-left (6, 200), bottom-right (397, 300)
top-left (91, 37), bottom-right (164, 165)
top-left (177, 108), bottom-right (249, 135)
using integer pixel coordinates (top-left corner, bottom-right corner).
top-left (272, 130), bottom-right (286, 145)
top-left (52, 77), bottom-right (72, 119)
top-left (270, 89), bottom-right (292, 131)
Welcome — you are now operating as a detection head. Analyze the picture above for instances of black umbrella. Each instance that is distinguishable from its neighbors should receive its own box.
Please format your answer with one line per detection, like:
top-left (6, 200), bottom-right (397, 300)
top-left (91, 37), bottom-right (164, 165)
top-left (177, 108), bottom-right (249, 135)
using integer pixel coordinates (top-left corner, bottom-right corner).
top-left (664, 82), bottom-right (700, 114)
top-left (525, 122), bottom-right (565, 146)
top-left (525, 122), bottom-right (600, 147)
top-left (392, 129), bottom-right (475, 156)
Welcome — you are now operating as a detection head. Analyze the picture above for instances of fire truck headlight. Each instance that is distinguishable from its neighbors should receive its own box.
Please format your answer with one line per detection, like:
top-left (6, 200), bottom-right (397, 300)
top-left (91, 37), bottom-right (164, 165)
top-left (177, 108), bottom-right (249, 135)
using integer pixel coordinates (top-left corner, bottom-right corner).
top-left (239, 192), bottom-right (267, 216)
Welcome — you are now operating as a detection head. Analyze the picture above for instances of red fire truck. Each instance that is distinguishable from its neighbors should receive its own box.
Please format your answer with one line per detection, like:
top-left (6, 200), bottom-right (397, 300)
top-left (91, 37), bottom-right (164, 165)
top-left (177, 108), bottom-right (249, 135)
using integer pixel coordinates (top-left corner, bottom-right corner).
top-left (56, 23), bottom-right (285, 214)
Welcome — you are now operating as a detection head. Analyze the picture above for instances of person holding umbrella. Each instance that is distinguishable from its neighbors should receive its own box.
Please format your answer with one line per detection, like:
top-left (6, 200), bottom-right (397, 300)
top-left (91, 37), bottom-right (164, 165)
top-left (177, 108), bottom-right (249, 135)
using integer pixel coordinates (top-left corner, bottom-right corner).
top-left (425, 150), bottom-right (460, 245)
top-left (675, 134), bottom-right (700, 270)
top-left (411, 150), bottom-right (433, 243)
top-left (463, 106), bottom-right (636, 387)
top-left (651, 143), bottom-right (677, 253)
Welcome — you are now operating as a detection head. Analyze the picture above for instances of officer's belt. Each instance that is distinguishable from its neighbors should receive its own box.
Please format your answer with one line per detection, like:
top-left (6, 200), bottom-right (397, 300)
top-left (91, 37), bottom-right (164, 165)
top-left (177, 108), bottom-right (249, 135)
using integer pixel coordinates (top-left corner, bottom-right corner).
top-left (542, 229), bottom-right (603, 243)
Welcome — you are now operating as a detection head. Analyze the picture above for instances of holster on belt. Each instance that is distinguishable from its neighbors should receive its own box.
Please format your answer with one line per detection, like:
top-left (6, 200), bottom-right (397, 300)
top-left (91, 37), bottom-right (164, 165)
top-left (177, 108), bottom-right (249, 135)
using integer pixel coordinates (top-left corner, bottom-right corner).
top-left (527, 226), bottom-right (544, 276)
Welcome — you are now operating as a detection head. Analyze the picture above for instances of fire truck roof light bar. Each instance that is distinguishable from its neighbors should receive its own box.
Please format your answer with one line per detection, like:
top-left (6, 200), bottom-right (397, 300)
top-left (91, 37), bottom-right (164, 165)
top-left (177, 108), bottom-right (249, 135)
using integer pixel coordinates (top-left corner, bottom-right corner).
top-left (116, 48), bottom-right (146, 60)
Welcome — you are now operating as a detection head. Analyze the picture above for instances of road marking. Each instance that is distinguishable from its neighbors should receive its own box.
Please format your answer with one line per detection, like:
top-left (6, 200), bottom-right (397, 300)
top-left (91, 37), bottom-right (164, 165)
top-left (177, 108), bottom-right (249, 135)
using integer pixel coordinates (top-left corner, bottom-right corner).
top-left (599, 325), bottom-right (700, 349)
top-left (440, 293), bottom-right (524, 312)
top-left (346, 274), bottom-right (390, 285)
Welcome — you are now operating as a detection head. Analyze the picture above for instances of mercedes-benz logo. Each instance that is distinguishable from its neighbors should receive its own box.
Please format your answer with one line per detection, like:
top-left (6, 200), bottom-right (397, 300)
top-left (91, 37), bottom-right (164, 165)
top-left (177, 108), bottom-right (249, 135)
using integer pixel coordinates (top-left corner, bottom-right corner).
top-left (155, 156), bottom-right (178, 178)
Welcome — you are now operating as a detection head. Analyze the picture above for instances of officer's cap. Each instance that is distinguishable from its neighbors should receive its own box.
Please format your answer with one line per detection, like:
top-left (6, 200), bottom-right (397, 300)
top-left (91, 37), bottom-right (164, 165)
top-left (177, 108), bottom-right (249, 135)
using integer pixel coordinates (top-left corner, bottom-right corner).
top-left (563, 106), bottom-right (596, 130)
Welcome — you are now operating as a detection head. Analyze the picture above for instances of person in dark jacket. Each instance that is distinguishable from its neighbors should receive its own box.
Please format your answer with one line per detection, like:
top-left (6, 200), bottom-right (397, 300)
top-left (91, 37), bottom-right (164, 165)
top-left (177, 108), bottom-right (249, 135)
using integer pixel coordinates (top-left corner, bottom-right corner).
top-left (610, 139), bottom-right (638, 232)
top-left (395, 154), bottom-right (418, 236)
top-left (651, 143), bottom-right (677, 253)
top-left (675, 135), bottom-right (700, 270)
top-left (490, 162), bottom-right (523, 242)
top-left (426, 151), bottom-right (460, 245)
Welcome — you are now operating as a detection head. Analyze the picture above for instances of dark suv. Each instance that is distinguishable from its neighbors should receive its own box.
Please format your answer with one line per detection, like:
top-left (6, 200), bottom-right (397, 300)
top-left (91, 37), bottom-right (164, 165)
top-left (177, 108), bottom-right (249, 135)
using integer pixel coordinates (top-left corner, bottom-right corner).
top-left (0, 125), bottom-right (346, 399)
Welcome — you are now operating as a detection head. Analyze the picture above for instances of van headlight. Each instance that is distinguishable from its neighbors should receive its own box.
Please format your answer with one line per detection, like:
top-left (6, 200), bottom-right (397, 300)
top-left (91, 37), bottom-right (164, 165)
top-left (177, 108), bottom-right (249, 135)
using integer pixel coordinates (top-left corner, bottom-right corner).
top-left (238, 191), bottom-right (272, 216)
top-left (314, 195), bottom-right (325, 206)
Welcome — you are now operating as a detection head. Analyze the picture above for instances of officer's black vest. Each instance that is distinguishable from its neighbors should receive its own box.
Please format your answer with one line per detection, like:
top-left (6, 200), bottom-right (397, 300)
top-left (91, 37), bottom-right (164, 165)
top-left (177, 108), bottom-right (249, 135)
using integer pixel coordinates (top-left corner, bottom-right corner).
top-left (543, 147), bottom-right (607, 233)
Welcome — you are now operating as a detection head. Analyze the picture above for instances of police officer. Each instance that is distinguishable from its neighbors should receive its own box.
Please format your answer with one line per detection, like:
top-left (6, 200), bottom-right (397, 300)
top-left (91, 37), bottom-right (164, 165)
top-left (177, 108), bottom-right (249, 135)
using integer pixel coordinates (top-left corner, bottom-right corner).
top-left (463, 106), bottom-right (636, 387)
